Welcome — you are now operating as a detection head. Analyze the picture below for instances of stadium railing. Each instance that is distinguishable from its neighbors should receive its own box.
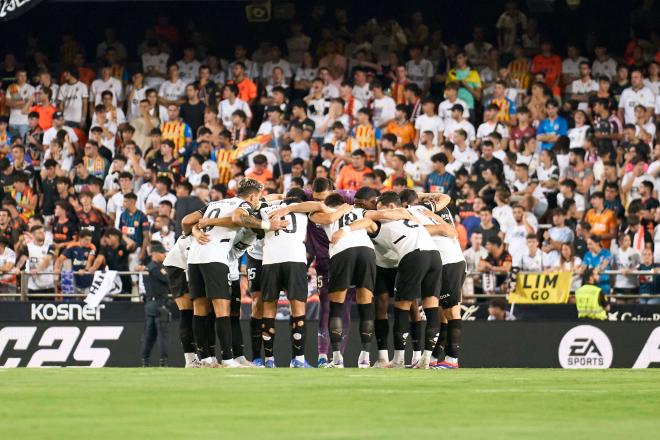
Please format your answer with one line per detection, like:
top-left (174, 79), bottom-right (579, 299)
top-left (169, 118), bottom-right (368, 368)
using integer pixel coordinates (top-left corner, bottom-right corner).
top-left (1, 270), bottom-right (660, 302)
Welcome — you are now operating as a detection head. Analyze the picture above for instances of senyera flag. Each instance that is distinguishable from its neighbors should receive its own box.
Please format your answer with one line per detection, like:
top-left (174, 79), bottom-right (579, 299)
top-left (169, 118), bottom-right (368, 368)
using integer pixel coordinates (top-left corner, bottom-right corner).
top-left (234, 134), bottom-right (273, 159)
top-left (0, 0), bottom-right (44, 22)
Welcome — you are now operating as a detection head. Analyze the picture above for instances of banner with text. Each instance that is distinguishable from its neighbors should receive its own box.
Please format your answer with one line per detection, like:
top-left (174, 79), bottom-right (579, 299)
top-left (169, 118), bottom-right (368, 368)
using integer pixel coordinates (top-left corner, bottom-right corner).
top-left (509, 271), bottom-right (572, 304)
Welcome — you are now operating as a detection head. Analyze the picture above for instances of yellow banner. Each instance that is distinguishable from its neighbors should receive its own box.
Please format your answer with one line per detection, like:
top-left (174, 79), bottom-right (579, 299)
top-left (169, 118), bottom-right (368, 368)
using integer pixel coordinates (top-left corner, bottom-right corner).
top-left (508, 272), bottom-right (573, 304)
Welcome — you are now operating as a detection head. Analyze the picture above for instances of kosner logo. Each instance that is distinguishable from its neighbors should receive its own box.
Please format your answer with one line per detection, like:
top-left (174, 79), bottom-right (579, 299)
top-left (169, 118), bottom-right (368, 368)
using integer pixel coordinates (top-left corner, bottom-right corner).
top-left (558, 325), bottom-right (613, 368)
top-left (0, 0), bottom-right (35, 19)
top-left (31, 303), bottom-right (105, 321)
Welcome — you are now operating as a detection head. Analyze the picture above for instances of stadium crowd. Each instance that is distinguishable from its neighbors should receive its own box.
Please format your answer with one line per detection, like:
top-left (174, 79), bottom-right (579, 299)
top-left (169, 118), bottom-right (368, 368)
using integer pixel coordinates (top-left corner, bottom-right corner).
top-left (1, 2), bottom-right (660, 302)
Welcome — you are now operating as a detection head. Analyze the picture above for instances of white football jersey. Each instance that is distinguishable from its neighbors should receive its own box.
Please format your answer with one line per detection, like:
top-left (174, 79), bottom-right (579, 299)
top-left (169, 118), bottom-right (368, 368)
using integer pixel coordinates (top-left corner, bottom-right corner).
top-left (373, 240), bottom-right (399, 269)
top-left (370, 219), bottom-right (437, 263)
top-left (229, 227), bottom-right (258, 263)
top-left (27, 242), bottom-right (54, 290)
top-left (408, 204), bottom-right (465, 265)
top-left (260, 202), bottom-right (308, 265)
top-left (187, 197), bottom-right (251, 265)
top-left (164, 234), bottom-right (191, 270)
top-left (322, 208), bottom-right (374, 258)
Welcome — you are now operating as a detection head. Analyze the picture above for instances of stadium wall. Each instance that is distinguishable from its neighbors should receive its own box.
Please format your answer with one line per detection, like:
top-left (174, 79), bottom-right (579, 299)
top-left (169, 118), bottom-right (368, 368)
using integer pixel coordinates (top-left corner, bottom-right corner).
top-left (1, 303), bottom-right (659, 368)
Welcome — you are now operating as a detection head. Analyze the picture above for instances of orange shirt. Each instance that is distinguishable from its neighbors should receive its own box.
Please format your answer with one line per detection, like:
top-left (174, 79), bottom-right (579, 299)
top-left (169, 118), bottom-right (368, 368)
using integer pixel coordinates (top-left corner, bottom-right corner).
top-left (531, 54), bottom-right (561, 88)
top-left (246, 168), bottom-right (273, 184)
top-left (386, 121), bottom-right (415, 146)
top-left (584, 208), bottom-right (618, 249)
top-left (335, 165), bottom-right (372, 191)
top-left (29, 104), bottom-right (57, 130)
top-left (229, 79), bottom-right (257, 103)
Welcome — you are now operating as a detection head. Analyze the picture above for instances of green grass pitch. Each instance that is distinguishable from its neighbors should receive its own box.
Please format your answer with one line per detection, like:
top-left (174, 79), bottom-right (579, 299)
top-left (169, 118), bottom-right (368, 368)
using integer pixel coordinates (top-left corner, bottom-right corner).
top-left (1, 369), bottom-right (659, 439)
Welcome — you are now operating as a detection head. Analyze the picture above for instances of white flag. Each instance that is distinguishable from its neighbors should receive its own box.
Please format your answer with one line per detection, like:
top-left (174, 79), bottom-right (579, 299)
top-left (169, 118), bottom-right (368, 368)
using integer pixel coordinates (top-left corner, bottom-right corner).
top-left (85, 270), bottom-right (118, 309)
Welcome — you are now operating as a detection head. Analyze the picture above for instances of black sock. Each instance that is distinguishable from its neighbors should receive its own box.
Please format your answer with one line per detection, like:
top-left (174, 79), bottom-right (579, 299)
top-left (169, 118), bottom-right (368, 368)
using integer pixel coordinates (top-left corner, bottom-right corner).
top-left (192, 314), bottom-right (208, 359)
top-left (179, 310), bottom-right (194, 353)
top-left (410, 320), bottom-right (422, 351)
top-left (215, 317), bottom-right (233, 361)
top-left (375, 318), bottom-right (389, 350)
top-left (393, 308), bottom-right (410, 351)
top-left (262, 318), bottom-right (276, 358)
top-left (291, 315), bottom-right (306, 357)
top-left (230, 315), bottom-right (243, 357)
top-left (358, 303), bottom-right (374, 351)
top-left (329, 301), bottom-right (343, 352)
top-left (433, 322), bottom-right (449, 359)
top-left (423, 308), bottom-right (440, 352)
top-left (250, 317), bottom-right (263, 359)
top-left (446, 319), bottom-right (462, 360)
top-left (206, 313), bottom-right (216, 355)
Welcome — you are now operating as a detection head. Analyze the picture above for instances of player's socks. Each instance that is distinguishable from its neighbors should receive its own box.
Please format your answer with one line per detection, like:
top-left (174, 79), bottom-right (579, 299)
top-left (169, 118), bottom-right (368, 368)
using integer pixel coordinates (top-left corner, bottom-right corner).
top-left (295, 355), bottom-right (305, 363)
top-left (291, 315), bottom-right (306, 358)
top-left (192, 314), bottom-right (209, 360)
top-left (423, 307), bottom-right (440, 353)
top-left (378, 350), bottom-right (389, 361)
top-left (250, 317), bottom-right (262, 359)
top-left (206, 313), bottom-right (216, 354)
top-left (375, 318), bottom-right (389, 351)
top-left (393, 308), bottom-right (409, 351)
top-left (262, 317), bottom-right (276, 359)
top-left (215, 316), bottom-right (233, 361)
top-left (329, 301), bottom-right (344, 353)
top-left (410, 320), bottom-right (422, 353)
top-left (179, 309), bottom-right (195, 353)
top-left (446, 319), bottom-right (462, 361)
top-left (357, 304), bottom-right (374, 351)
top-left (358, 350), bottom-right (370, 368)
top-left (184, 353), bottom-right (197, 364)
top-left (433, 322), bottom-right (449, 360)
top-left (411, 351), bottom-right (421, 365)
top-left (230, 315), bottom-right (244, 358)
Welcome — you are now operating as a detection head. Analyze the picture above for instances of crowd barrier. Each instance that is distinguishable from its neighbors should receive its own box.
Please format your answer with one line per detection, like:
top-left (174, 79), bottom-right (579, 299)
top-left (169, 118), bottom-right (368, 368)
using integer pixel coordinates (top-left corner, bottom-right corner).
top-left (3, 270), bottom-right (660, 302)
top-left (1, 302), bottom-right (659, 368)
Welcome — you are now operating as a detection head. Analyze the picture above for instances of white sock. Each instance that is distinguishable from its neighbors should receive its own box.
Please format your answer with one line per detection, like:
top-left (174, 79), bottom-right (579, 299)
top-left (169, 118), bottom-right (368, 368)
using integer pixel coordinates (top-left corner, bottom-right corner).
top-left (234, 355), bottom-right (246, 363)
top-left (359, 351), bottom-right (370, 362)
top-left (332, 350), bottom-right (342, 362)
top-left (265, 356), bottom-right (274, 362)
top-left (201, 356), bottom-right (214, 364)
top-left (378, 350), bottom-right (389, 361)
top-left (445, 356), bottom-right (458, 363)
top-left (184, 353), bottom-right (196, 364)
top-left (423, 350), bottom-right (433, 359)
top-left (211, 356), bottom-right (218, 363)
top-left (393, 350), bottom-right (404, 363)
top-left (295, 355), bottom-right (305, 362)
top-left (412, 350), bottom-right (421, 360)
top-left (318, 353), bottom-right (328, 361)
top-left (222, 359), bottom-right (236, 365)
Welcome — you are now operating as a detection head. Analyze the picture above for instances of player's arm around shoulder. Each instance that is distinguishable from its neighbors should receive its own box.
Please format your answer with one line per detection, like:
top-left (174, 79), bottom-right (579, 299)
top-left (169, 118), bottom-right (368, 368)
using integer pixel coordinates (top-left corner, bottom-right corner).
top-left (309, 203), bottom-right (352, 225)
top-left (331, 218), bottom-right (378, 244)
top-left (364, 208), bottom-right (414, 221)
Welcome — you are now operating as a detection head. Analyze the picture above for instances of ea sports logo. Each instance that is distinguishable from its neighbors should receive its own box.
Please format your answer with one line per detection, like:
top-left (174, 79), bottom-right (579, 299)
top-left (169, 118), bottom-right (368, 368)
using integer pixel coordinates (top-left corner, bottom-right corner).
top-left (558, 325), bottom-right (613, 369)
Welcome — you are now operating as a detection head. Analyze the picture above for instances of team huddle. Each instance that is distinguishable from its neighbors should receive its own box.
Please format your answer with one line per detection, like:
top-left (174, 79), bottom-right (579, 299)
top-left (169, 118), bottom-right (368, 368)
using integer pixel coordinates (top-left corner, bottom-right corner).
top-left (164, 176), bottom-right (466, 369)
